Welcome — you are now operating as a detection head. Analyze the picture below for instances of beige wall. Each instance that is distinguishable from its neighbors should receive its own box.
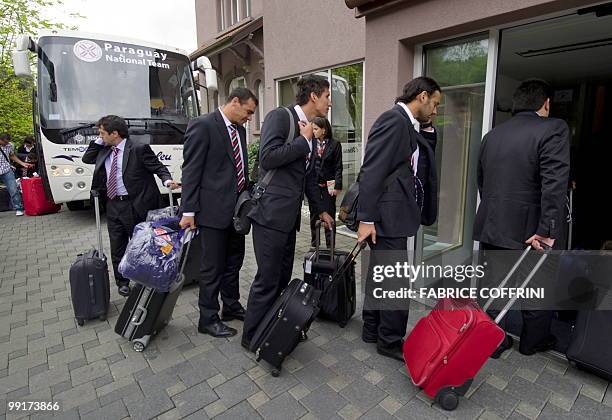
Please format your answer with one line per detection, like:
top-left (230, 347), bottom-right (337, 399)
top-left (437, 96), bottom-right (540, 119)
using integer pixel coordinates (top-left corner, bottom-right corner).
top-left (262, 0), bottom-right (365, 113)
top-left (195, 0), bottom-right (264, 45)
top-left (195, 0), bottom-right (219, 44)
top-left (362, 0), bottom-right (595, 133)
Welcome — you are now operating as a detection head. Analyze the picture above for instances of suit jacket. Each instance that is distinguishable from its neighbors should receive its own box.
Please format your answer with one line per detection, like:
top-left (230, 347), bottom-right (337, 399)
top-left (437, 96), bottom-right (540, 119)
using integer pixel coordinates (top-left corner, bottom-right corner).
top-left (417, 129), bottom-right (438, 226)
top-left (357, 104), bottom-right (425, 238)
top-left (181, 109), bottom-right (248, 228)
top-left (248, 106), bottom-right (321, 233)
top-left (473, 112), bottom-right (570, 249)
top-left (82, 138), bottom-right (171, 219)
top-left (315, 138), bottom-right (343, 190)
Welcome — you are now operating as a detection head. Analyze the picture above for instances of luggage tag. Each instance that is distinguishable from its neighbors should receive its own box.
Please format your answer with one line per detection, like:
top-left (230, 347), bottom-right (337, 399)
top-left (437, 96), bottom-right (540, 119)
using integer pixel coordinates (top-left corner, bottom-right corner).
top-left (305, 253), bottom-right (315, 274)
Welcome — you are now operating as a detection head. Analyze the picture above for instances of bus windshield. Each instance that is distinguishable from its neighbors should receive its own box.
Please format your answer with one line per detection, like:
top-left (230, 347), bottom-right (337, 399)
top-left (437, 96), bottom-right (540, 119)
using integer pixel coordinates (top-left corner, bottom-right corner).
top-left (37, 36), bottom-right (198, 144)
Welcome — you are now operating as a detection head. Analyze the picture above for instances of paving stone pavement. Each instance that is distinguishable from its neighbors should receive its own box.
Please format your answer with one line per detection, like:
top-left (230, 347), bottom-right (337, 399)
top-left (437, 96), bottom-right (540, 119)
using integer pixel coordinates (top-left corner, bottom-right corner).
top-left (1, 207), bottom-right (611, 419)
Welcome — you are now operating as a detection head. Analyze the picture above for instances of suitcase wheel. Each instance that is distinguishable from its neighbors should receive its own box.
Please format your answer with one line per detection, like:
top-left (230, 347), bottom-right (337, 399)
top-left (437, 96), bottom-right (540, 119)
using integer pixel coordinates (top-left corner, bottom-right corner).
top-left (99, 314), bottom-right (107, 321)
top-left (271, 368), bottom-right (281, 377)
top-left (133, 341), bottom-right (146, 352)
top-left (436, 388), bottom-right (459, 411)
top-left (76, 318), bottom-right (84, 326)
top-left (339, 321), bottom-right (347, 328)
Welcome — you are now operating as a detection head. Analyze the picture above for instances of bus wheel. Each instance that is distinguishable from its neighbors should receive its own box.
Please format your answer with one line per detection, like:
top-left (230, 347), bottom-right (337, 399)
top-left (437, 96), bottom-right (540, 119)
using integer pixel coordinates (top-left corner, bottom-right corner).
top-left (67, 200), bottom-right (85, 211)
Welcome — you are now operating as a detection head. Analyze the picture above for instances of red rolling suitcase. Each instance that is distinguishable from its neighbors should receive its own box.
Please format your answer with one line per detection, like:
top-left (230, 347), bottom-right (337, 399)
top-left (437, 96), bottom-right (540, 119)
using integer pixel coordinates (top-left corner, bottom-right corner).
top-left (21, 176), bottom-right (61, 216)
top-left (403, 246), bottom-right (549, 411)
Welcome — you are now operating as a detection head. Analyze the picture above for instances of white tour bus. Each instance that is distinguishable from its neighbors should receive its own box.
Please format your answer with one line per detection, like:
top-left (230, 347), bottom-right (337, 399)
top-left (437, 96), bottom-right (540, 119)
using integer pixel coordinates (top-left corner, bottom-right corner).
top-left (12, 30), bottom-right (202, 210)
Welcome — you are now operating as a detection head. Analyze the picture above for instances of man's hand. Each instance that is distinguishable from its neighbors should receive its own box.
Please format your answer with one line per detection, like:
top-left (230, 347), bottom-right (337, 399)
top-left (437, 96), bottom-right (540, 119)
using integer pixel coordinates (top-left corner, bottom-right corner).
top-left (319, 212), bottom-right (334, 230)
top-left (179, 215), bottom-right (196, 230)
top-left (21, 162), bottom-right (33, 169)
top-left (358, 222), bottom-right (376, 244)
top-left (299, 121), bottom-right (313, 141)
top-left (167, 181), bottom-right (180, 190)
top-left (329, 189), bottom-right (339, 197)
top-left (525, 234), bottom-right (554, 251)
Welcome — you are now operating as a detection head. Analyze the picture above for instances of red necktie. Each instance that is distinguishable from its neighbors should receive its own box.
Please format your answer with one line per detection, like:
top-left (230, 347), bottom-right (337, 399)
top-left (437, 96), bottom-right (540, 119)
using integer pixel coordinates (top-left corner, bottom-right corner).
top-left (229, 125), bottom-right (246, 192)
top-left (107, 146), bottom-right (119, 199)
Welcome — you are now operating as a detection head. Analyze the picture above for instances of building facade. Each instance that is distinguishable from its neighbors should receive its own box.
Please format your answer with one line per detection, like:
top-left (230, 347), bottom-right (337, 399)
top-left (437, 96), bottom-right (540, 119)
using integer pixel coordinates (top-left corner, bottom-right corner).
top-left (192, 0), bottom-right (612, 267)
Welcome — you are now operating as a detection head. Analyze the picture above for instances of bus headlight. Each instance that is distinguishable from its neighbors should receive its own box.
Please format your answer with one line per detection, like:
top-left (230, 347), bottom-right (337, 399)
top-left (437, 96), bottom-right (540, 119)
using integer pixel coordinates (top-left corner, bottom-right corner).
top-left (77, 182), bottom-right (86, 189)
top-left (75, 167), bottom-right (85, 175)
top-left (64, 182), bottom-right (73, 190)
top-left (62, 167), bottom-right (72, 175)
top-left (51, 170), bottom-right (60, 177)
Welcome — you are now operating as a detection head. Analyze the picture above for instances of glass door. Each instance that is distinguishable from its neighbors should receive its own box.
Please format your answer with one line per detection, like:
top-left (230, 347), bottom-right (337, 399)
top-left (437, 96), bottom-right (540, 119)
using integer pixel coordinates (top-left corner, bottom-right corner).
top-left (414, 34), bottom-right (491, 293)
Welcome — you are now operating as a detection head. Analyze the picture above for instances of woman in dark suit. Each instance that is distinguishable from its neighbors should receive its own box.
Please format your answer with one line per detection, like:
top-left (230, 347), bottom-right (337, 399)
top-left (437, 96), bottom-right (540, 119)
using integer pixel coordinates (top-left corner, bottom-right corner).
top-left (309, 117), bottom-right (343, 247)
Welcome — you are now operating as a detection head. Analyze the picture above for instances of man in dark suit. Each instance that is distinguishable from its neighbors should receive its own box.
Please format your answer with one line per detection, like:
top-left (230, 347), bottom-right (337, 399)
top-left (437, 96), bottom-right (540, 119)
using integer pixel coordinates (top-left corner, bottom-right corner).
top-left (179, 88), bottom-right (258, 338)
top-left (83, 115), bottom-right (178, 297)
top-left (357, 77), bottom-right (441, 361)
top-left (474, 79), bottom-right (570, 357)
top-left (241, 75), bottom-right (335, 349)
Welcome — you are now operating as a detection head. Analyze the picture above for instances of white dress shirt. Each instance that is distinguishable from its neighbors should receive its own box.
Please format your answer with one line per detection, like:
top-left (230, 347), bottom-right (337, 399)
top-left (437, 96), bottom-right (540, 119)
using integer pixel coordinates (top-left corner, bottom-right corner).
top-left (294, 104), bottom-right (313, 154)
top-left (95, 137), bottom-right (128, 196)
top-left (396, 102), bottom-right (420, 176)
top-left (95, 137), bottom-right (172, 196)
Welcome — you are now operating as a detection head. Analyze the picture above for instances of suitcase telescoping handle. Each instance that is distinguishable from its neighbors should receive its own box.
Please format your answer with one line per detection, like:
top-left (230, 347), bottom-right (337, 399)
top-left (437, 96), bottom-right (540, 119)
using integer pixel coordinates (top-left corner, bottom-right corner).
top-left (482, 244), bottom-right (551, 324)
top-left (314, 220), bottom-right (335, 261)
top-left (91, 190), bottom-right (104, 256)
top-left (168, 186), bottom-right (176, 217)
top-left (320, 241), bottom-right (367, 299)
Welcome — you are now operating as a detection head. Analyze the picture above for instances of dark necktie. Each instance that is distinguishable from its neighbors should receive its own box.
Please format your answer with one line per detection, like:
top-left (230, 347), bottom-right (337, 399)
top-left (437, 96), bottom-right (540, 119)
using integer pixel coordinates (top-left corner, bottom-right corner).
top-left (229, 125), bottom-right (246, 192)
top-left (107, 146), bottom-right (119, 199)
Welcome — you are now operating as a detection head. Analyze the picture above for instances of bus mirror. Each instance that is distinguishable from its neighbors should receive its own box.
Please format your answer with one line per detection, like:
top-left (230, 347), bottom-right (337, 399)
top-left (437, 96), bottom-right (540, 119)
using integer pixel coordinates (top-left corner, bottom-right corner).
top-left (12, 51), bottom-right (32, 78)
top-left (204, 68), bottom-right (218, 93)
top-left (15, 35), bottom-right (34, 52)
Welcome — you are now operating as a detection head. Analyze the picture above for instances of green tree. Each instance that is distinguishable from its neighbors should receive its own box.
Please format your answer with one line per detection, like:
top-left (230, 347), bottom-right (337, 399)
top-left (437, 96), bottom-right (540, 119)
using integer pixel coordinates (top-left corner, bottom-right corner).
top-left (0, 0), bottom-right (79, 144)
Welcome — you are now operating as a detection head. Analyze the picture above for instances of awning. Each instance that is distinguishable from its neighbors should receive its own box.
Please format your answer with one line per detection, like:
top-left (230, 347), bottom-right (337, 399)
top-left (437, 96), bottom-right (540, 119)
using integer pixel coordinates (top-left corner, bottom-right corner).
top-left (345, 0), bottom-right (410, 17)
top-left (190, 16), bottom-right (263, 60)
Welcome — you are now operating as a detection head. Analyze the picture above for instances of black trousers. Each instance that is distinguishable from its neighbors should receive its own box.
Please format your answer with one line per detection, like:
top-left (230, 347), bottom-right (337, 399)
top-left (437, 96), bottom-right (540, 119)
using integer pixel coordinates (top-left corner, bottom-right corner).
top-left (362, 235), bottom-right (408, 350)
top-left (242, 221), bottom-right (297, 342)
top-left (309, 187), bottom-right (336, 247)
top-left (198, 225), bottom-right (245, 326)
top-left (105, 198), bottom-right (143, 288)
top-left (480, 242), bottom-right (554, 353)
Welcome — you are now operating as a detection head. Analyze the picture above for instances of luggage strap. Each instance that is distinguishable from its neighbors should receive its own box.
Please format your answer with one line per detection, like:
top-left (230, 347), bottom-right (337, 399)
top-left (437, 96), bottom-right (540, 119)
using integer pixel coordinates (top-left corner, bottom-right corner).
top-left (313, 220), bottom-right (335, 262)
top-left (482, 244), bottom-right (551, 324)
top-left (319, 241), bottom-right (366, 300)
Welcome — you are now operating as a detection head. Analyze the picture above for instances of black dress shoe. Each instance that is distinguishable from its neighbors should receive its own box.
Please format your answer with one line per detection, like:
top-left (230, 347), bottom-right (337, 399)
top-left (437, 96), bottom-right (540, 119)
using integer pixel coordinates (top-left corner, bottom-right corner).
top-left (377, 346), bottom-right (404, 362)
top-left (520, 334), bottom-right (557, 356)
top-left (221, 307), bottom-right (246, 321)
top-left (491, 335), bottom-right (514, 359)
top-left (198, 321), bottom-right (237, 338)
top-left (118, 285), bottom-right (131, 297)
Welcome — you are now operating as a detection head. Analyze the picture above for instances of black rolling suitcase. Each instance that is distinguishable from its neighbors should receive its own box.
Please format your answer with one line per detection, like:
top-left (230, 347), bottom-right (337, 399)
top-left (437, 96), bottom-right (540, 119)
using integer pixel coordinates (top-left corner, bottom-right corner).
top-left (69, 191), bottom-right (110, 326)
top-left (115, 226), bottom-right (194, 352)
top-left (566, 310), bottom-right (612, 381)
top-left (304, 222), bottom-right (356, 327)
top-left (251, 242), bottom-right (365, 376)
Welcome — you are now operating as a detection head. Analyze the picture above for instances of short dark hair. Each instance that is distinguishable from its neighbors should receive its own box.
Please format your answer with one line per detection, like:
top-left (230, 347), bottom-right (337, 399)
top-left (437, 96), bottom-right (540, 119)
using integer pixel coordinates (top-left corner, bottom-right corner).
top-left (24, 135), bottom-right (34, 145)
top-left (512, 79), bottom-right (552, 114)
top-left (96, 115), bottom-right (129, 139)
top-left (295, 75), bottom-right (330, 106)
top-left (0, 133), bottom-right (11, 141)
top-left (312, 117), bottom-right (333, 141)
top-left (226, 87), bottom-right (259, 106)
top-left (396, 77), bottom-right (442, 104)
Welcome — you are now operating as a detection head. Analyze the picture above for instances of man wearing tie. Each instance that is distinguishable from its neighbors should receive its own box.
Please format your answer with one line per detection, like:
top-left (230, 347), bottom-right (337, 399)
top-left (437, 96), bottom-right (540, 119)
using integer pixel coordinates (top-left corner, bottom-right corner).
top-left (83, 115), bottom-right (178, 297)
top-left (180, 88), bottom-right (258, 338)
top-left (242, 75), bottom-right (335, 349)
top-left (357, 77), bottom-right (441, 361)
